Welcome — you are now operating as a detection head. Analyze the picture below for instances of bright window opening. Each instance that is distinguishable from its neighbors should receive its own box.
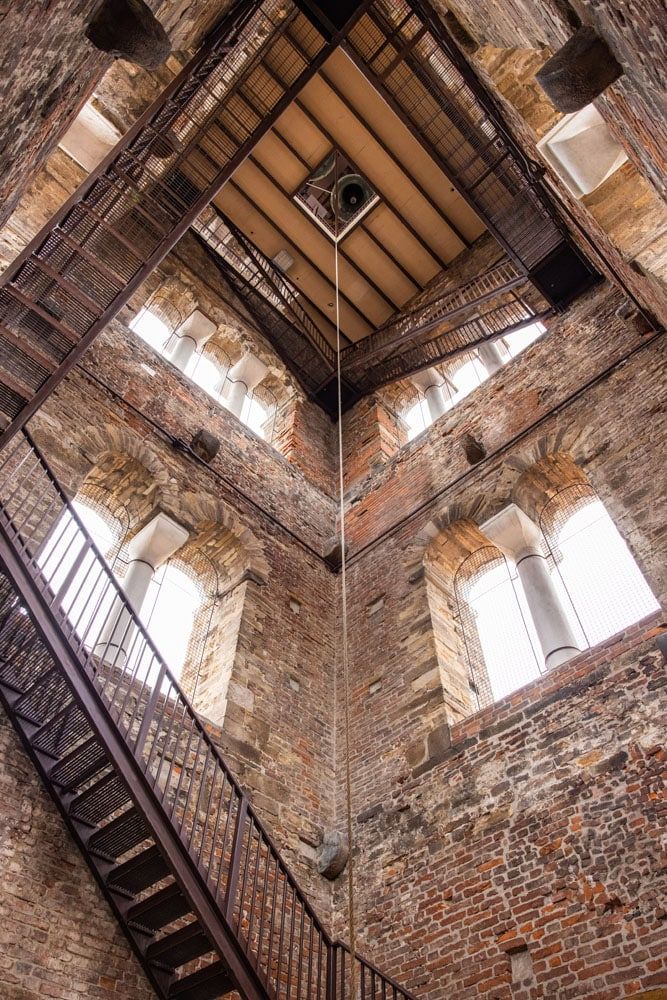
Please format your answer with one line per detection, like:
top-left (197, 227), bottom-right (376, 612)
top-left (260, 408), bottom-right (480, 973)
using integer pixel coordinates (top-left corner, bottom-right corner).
top-left (552, 498), bottom-right (659, 645)
top-left (502, 321), bottom-right (545, 358)
top-left (467, 561), bottom-right (542, 702)
top-left (404, 399), bottom-right (431, 441)
top-left (130, 308), bottom-right (172, 354)
top-left (38, 499), bottom-right (121, 645)
top-left (403, 322), bottom-right (546, 439)
top-left (141, 562), bottom-right (203, 679)
top-left (240, 395), bottom-right (268, 439)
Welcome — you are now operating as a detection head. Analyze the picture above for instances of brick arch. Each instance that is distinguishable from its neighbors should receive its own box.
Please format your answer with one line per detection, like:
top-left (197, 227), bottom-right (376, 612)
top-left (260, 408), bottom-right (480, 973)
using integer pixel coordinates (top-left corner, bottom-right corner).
top-left (82, 424), bottom-right (170, 494)
top-left (405, 488), bottom-right (510, 580)
top-left (167, 491), bottom-right (270, 585)
top-left (503, 421), bottom-right (597, 476)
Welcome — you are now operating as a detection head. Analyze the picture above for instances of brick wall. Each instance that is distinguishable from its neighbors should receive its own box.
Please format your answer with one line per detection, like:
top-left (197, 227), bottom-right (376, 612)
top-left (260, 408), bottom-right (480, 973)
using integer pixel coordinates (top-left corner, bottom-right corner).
top-left (335, 619), bottom-right (666, 998)
top-left (0, 712), bottom-right (155, 1000)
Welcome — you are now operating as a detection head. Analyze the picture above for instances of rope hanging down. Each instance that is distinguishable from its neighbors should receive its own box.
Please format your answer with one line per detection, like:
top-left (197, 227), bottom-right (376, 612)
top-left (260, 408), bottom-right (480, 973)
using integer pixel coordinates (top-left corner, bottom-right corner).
top-left (334, 154), bottom-right (358, 999)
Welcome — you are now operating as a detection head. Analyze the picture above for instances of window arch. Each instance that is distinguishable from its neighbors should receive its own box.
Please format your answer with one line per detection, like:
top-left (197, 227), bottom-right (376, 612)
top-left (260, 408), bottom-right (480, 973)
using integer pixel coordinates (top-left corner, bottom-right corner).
top-left (38, 486), bottom-right (131, 646)
top-left (189, 342), bottom-right (231, 401)
top-left (130, 288), bottom-right (186, 356)
top-left (538, 482), bottom-right (659, 648)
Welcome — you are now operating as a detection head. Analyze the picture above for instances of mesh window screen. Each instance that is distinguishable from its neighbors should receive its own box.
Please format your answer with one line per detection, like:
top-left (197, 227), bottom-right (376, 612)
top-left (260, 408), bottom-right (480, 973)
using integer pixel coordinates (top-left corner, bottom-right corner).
top-left (455, 544), bottom-right (543, 709)
top-left (75, 484), bottom-right (131, 571)
top-left (142, 545), bottom-right (220, 693)
top-left (538, 483), bottom-right (660, 648)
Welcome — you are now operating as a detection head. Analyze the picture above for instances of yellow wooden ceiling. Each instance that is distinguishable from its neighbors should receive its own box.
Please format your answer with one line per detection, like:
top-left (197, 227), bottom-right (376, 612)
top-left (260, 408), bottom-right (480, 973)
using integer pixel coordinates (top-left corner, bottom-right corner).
top-left (214, 47), bottom-right (485, 345)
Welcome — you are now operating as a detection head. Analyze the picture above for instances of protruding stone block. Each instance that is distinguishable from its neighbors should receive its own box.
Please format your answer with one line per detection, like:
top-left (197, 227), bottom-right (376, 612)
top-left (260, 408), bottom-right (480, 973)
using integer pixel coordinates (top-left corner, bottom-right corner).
top-left (86, 0), bottom-right (171, 70)
top-left (535, 27), bottom-right (623, 113)
top-left (191, 429), bottom-right (220, 464)
top-left (461, 432), bottom-right (486, 465)
top-left (323, 536), bottom-right (348, 572)
top-left (316, 831), bottom-right (349, 880)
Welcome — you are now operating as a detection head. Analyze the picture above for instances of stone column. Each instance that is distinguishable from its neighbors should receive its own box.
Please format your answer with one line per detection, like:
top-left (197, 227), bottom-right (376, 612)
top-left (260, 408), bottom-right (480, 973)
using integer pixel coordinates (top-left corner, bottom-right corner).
top-left (477, 340), bottom-right (506, 376)
top-left (167, 309), bottom-right (216, 373)
top-left (483, 504), bottom-right (580, 669)
top-left (94, 511), bottom-right (189, 666)
top-left (223, 352), bottom-right (268, 419)
top-left (410, 367), bottom-right (452, 422)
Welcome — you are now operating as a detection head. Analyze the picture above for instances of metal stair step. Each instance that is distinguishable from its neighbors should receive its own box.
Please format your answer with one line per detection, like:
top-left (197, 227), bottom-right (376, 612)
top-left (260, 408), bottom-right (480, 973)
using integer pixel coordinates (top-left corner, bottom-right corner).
top-left (31, 702), bottom-right (90, 758)
top-left (87, 807), bottom-right (149, 860)
top-left (107, 844), bottom-right (170, 895)
top-left (168, 961), bottom-right (234, 1000)
top-left (127, 882), bottom-right (192, 933)
top-left (12, 666), bottom-right (69, 724)
top-left (49, 735), bottom-right (109, 791)
top-left (69, 772), bottom-right (131, 825)
top-left (146, 921), bottom-right (215, 971)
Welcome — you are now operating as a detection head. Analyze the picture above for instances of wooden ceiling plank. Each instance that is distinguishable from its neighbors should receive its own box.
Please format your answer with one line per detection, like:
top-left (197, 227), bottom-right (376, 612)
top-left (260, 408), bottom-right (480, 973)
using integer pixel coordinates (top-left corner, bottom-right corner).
top-left (221, 178), bottom-right (372, 342)
top-left (247, 149), bottom-right (402, 312)
top-left (318, 65), bottom-right (471, 250)
top-left (358, 221), bottom-right (422, 290)
top-left (236, 66), bottom-right (400, 318)
top-left (268, 124), bottom-right (422, 295)
top-left (362, 204), bottom-right (440, 283)
top-left (341, 226), bottom-right (418, 304)
top-left (291, 90), bottom-right (448, 274)
top-left (324, 49), bottom-right (485, 242)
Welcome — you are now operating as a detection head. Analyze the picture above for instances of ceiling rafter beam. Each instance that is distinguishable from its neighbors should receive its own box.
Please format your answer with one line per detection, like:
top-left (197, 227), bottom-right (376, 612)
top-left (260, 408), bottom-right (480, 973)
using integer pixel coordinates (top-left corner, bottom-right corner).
top-left (278, 24), bottom-right (452, 272)
top-left (340, 29), bottom-right (535, 274)
top-left (225, 178), bottom-right (360, 342)
top-left (291, 91), bottom-right (449, 273)
top-left (233, 61), bottom-right (405, 313)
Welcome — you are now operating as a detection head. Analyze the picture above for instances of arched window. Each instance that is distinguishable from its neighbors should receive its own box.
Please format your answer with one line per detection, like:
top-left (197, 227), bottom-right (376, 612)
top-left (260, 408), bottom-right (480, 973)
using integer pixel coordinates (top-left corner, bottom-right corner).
top-left (129, 289), bottom-right (185, 356)
top-left (540, 484), bottom-right (659, 647)
top-left (189, 343), bottom-right (231, 400)
top-left (455, 546), bottom-right (543, 710)
top-left (404, 397), bottom-right (432, 440)
top-left (38, 487), bottom-right (130, 645)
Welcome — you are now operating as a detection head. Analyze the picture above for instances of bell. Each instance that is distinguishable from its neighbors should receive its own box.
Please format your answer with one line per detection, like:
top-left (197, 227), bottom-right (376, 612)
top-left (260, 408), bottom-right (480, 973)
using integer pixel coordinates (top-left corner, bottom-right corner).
top-left (331, 173), bottom-right (372, 223)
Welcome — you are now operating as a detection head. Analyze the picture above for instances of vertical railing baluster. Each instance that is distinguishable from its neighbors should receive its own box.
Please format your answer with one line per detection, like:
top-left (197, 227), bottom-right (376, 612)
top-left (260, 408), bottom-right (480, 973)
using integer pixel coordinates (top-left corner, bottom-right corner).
top-left (224, 795), bottom-right (248, 927)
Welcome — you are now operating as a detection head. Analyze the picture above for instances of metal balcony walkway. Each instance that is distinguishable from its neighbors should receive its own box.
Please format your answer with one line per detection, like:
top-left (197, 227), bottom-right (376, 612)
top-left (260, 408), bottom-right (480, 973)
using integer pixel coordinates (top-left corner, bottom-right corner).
top-left (0, 0), bottom-right (367, 447)
top-left (0, 431), bottom-right (418, 1000)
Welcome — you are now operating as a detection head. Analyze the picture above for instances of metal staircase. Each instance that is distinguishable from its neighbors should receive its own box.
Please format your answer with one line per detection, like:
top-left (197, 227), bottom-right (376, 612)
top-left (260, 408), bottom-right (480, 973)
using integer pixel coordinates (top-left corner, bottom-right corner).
top-left (0, 431), bottom-right (416, 1000)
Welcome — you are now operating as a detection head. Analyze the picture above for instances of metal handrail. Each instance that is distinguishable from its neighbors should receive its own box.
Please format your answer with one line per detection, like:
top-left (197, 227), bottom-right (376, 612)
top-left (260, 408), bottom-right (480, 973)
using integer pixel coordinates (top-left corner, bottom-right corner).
top-left (0, 430), bottom-right (418, 1000)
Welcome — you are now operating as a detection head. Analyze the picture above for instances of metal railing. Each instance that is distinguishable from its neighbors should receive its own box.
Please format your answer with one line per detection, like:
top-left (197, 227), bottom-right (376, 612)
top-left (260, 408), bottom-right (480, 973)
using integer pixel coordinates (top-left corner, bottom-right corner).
top-left (0, 430), bottom-right (417, 1000)
top-left (353, 297), bottom-right (552, 392)
top-left (340, 258), bottom-right (524, 370)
